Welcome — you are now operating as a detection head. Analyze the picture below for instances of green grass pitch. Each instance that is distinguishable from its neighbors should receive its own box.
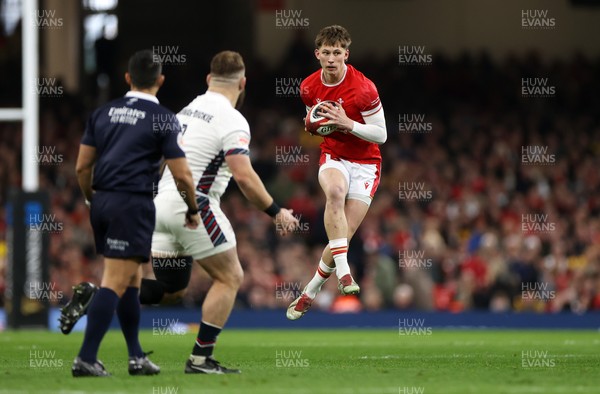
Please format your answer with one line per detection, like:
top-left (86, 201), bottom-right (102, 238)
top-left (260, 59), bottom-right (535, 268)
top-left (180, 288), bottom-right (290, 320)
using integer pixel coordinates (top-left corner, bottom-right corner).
top-left (0, 329), bottom-right (599, 393)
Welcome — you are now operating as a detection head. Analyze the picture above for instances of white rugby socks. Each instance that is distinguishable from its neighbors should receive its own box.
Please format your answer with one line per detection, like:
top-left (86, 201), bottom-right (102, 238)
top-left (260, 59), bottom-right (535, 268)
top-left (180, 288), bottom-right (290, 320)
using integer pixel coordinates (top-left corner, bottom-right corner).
top-left (330, 238), bottom-right (351, 278)
top-left (304, 260), bottom-right (336, 298)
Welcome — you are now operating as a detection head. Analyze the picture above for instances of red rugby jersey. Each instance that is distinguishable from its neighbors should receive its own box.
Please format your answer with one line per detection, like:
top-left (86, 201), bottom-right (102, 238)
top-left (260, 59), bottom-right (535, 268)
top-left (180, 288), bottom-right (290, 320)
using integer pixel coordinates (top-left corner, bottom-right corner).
top-left (300, 64), bottom-right (383, 164)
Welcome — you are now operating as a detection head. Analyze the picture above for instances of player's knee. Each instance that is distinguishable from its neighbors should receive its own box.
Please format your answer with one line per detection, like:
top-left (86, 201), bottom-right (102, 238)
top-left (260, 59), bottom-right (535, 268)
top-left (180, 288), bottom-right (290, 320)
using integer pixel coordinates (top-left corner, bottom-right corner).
top-left (233, 266), bottom-right (244, 289)
top-left (104, 281), bottom-right (128, 297)
top-left (102, 274), bottom-right (132, 297)
top-left (226, 265), bottom-right (244, 290)
top-left (325, 184), bottom-right (346, 204)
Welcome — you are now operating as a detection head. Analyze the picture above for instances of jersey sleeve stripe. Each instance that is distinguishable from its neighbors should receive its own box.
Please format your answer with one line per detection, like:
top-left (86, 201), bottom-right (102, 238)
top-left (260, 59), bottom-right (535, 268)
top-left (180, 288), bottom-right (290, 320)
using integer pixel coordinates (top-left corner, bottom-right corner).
top-left (225, 148), bottom-right (249, 156)
top-left (361, 102), bottom-right (383, 117)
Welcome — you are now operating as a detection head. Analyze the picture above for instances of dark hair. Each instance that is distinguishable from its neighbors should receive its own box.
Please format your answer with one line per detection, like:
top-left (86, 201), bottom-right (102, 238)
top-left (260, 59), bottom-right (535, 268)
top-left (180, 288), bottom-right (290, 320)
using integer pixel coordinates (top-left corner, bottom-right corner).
top-left (315, 25), bottom-right (352, 49)
top-left (210, 51), bottom-right (245, 78)
top-left (128, 50), bottom-right (162, 89)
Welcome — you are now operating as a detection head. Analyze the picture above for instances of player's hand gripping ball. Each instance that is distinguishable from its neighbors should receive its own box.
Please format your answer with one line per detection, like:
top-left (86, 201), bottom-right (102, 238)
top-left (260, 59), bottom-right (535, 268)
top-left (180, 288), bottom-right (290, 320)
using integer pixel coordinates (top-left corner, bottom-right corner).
top-left (305, 100), bottom-right (339, 136)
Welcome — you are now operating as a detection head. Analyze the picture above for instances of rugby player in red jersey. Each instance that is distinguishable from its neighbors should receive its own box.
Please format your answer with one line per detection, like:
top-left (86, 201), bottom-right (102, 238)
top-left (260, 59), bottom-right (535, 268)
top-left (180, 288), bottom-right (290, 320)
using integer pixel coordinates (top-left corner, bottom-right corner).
top-left (287, 25), bottom-right (387, 320)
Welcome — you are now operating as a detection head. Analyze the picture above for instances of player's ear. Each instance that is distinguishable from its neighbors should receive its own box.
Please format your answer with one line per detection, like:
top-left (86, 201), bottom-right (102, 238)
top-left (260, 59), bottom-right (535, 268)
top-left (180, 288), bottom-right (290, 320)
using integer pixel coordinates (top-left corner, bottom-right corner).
top-left (125, 72), bottom-right (131, 86)
top-left (156, 74), bottom-right (165, 88)
top-left (206, 74), bottom-right (211, 86)
top-left (239, 77), bottom-right (246, 91)
top-left (344, 49), bottom-right (349, 61)
top-left (314, 48), bottom-right (320, 59)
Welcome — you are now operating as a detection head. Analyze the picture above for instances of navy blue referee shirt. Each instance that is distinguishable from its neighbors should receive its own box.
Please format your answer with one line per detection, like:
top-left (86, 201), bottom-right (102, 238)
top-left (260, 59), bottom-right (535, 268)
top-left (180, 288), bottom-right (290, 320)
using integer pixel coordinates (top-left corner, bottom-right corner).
top-left (81, 91), bottom-right (185, 195)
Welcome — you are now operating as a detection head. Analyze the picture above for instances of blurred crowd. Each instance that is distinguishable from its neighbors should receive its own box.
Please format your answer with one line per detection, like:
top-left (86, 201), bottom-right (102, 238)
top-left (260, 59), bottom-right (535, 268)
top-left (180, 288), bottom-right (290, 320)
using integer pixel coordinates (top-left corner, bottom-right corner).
top-left (0, 29), bottom-right (599, 313)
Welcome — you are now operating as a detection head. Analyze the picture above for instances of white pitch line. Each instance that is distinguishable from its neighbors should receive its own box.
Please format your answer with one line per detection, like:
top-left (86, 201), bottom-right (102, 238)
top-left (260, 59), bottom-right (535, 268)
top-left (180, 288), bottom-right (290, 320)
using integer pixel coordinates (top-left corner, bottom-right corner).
top-left (501, 386), bottom-right (593, 393)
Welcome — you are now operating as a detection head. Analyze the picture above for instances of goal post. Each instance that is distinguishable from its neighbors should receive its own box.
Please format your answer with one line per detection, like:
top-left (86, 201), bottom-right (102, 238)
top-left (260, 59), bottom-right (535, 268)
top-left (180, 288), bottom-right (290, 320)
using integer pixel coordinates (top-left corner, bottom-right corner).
top-left (2, 0), bottom-right (51, 329)
top-left (0, 0), bottom-right (39, 190)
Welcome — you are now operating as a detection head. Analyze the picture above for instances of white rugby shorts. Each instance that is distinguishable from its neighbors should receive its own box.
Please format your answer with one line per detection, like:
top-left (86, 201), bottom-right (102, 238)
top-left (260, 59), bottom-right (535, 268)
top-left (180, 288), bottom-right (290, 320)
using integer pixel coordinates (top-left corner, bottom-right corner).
top-left (318, 153), bottom-right (381, 206)
top-left (152, 193), bottom-right (236, 260)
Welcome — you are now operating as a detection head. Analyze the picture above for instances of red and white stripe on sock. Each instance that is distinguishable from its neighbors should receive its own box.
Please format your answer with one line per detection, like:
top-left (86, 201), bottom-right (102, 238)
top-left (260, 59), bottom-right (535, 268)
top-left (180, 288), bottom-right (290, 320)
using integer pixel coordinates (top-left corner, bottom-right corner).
top-left (192, 320), bottom-right (222, 358)
top-left (329, 238), bottom-right (351, 278)
top-left (317, 260), bottom-right (334, 279)
top-left (304, 260), bottom-right (335, 299)
top-left (195, 339), bottom-right (215, 348)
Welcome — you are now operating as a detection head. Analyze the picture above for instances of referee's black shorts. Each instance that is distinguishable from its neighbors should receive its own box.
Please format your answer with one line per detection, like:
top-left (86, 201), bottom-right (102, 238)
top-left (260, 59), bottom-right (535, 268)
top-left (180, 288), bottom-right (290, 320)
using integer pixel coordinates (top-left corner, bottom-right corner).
top-left (90, 191), bottom-right (155, 263)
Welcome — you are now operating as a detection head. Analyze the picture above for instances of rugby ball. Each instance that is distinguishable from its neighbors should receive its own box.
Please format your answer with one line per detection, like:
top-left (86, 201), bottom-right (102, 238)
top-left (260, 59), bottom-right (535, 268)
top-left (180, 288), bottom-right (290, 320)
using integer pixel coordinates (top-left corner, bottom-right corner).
top-left (305, 100), bottom-right (339, 136)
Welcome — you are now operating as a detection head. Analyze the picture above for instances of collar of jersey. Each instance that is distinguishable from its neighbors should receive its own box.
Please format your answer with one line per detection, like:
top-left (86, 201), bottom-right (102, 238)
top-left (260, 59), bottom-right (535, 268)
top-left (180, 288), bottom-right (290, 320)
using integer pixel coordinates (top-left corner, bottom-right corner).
top-left (320, 64), bottom-right (347, 87)
top-left (125, 90), bottom-right (159, 104)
